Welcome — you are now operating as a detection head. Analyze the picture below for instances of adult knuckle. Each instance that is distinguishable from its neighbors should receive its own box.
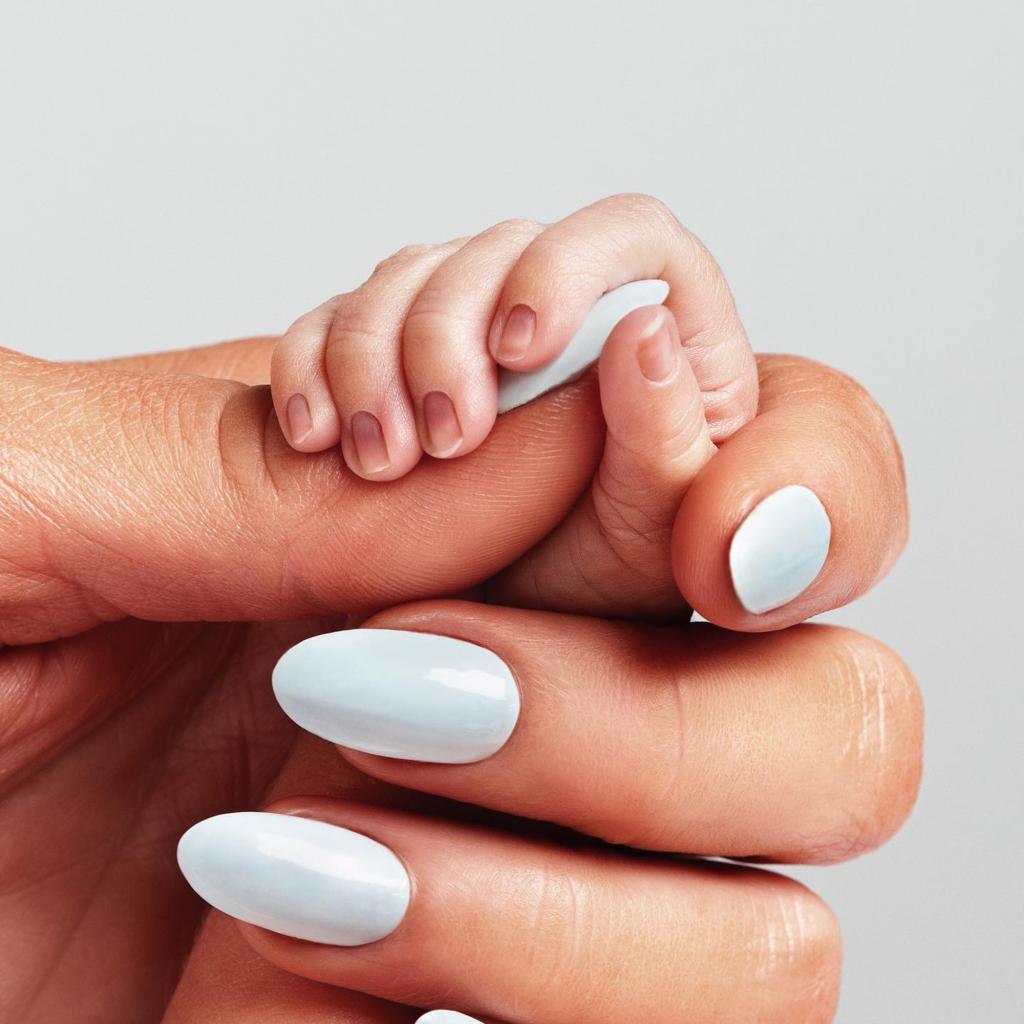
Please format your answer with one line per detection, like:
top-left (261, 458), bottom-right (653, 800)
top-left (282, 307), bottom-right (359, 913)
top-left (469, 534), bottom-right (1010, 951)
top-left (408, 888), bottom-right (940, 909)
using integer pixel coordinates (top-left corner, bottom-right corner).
top-left (751, 883), bottom-right (843, 1022)
top-left (505, 860), bottom-right (598, 1016)
top-left (806, 631), bottom-right (923, 862)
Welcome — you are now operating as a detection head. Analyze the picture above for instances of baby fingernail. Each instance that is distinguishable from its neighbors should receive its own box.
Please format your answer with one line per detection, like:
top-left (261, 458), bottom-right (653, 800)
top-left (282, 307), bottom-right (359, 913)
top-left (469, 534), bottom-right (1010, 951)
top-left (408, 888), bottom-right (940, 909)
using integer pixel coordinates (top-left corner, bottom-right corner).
top-left (635, 309), bottom-right (679, 382)
top-left (497, 279), bottom-right (670, 414)
top-left (285, 393), bottom-right (313, 444)
top-left (417, 1013), bottom-right (485, 1023)
top-left (422, 391), bottom-right (463, 456)
top-left (273, 629), bottom-right (520, 764)
top-left (350, 411), bottom-right (390, 474)
top-left (492, 303), bottom-right (536, 362)
top-left (729, 485), bottom-right (831, 614)
top-left (177, 812), bottom-right (409, 946)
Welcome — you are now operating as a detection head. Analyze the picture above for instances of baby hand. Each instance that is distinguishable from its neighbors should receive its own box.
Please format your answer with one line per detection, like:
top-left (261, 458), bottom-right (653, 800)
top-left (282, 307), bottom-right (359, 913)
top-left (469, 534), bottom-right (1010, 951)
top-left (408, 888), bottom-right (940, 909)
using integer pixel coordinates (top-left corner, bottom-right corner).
top-left (271, 194), bottom-right (759, 617)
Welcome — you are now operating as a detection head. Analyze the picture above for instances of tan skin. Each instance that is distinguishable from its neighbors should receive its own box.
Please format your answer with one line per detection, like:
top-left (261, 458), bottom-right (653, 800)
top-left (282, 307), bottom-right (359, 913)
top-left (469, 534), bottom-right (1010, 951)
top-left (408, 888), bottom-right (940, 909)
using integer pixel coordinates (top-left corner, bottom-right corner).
top-left (0, 203), bottom-right (917, 1023)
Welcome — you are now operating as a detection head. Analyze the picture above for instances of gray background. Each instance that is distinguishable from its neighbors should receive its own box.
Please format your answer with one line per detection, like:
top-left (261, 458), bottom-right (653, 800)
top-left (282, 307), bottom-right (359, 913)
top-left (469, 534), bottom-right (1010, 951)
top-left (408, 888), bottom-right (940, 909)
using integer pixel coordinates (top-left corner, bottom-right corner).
top-left (2, 1), bottom-right (1021, 1019)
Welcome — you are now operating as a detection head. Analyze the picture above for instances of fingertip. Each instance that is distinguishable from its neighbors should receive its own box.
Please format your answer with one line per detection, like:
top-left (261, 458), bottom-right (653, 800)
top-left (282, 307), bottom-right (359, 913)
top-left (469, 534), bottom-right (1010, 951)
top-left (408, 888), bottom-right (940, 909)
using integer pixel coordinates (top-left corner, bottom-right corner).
top-left (488, 302), bottom-right (537, 364)
top-left (668, 362), bottom-right (900, 634)
top-left (271, 390), bottom-right (342, 453)
top-left (671, 480), bottom-right (834, 633)
top-left (418, 390), bottom-right (496, 461)
top-left (341, 411), bottom-right (423, 482)
top-left (488, 294), bottom-right (594, 372)
top-left (598, 305), bottom-right (714, 483)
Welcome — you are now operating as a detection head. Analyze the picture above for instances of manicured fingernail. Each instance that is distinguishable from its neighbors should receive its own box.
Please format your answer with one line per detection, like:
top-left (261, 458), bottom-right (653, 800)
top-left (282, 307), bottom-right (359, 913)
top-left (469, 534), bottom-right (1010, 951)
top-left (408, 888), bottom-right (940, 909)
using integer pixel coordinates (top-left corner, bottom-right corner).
top-left (422, 391), bottom-right (463, 456)
top-left (497, 279), bottom-right (670, 413)
top-left (729, 485), bottom-right (831, 614)
top-left (350, 411), bottom-right (390, 474)
top-left (273, 629), bottom-right (520, 764)
top-left (177, 812), bottom-right (409, 946)
top-left (285, 393), bottom-right (313, 444)
top-left (635, 308), bottom-right (679, 382)
top-left (492, 303), bottom-right (536, 362)
top-left (417, 1013), bottom-right (484, 1023)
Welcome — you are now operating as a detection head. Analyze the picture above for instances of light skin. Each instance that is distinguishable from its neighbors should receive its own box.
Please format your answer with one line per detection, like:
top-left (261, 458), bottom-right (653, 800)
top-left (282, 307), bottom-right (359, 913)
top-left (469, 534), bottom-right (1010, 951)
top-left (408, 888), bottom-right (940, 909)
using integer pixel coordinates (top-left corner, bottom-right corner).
top-left (270, 195), bottom-right (753, 618)
top-left (0, 199), bottom-right (914, 1022)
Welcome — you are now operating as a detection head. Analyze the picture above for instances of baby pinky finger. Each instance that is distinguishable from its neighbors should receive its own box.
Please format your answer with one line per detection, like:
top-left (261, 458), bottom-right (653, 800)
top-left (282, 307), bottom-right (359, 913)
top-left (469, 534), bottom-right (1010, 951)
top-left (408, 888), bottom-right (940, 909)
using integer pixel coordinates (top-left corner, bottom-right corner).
top-left (270, 297), bottom-right (344, 452)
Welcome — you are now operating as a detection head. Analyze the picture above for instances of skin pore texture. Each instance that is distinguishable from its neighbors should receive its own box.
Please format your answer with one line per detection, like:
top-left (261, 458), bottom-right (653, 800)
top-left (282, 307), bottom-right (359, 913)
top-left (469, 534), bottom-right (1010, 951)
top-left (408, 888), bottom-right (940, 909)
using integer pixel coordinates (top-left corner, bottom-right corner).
top-left (0, 199), bottom-right (914, 1024)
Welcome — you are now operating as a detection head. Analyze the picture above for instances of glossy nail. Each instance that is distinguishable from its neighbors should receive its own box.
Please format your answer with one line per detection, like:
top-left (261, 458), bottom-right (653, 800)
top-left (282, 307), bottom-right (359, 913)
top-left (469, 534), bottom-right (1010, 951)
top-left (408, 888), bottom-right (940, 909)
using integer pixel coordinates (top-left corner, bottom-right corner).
top-left (729, 485), bottom-right (831, 614)
top-left (635, 308), bottom-right (679, 382)
top-left (285, 393), bottom-right (313, 444)
top-left (350, 411), bottom-right (390, 474)
top-left (177, 812), bottom-right (409, 945)
top-left (422, 391), bottom-right (463, 456)
top-left (492, 303), bottom-right (536, 362)
top-left (496, 278), bottom-right (670, 413)
top-left (273, 629), bottom-right (520, 764)
top-left (417, 1013), bottom-right (485, 1024)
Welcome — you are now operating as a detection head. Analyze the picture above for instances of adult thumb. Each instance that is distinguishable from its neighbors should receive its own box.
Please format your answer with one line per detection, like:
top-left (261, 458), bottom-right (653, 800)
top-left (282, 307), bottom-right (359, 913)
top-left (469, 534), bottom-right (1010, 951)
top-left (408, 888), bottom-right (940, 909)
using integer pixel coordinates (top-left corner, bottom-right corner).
top-left (0, 348), bottom-right (604, 644)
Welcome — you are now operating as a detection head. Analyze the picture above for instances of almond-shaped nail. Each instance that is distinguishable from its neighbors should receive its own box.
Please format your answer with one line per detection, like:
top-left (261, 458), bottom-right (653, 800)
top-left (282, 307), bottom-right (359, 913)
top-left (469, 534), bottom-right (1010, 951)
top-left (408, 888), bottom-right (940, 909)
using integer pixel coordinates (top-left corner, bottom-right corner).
top-left (177, 812), bottom-right (409, 945)
top-left (350, 411), bottom-right (390, 474)
top-left (285, 393), bottom-right (313, 444)
top-left (729, 485), bottom-right (831, 613)
top-left (422, 391), bottom-right (463, 457)
top-left (492, 304), bottom-right (536, 362)
top-left (273, 629), bottom-right (520, 764)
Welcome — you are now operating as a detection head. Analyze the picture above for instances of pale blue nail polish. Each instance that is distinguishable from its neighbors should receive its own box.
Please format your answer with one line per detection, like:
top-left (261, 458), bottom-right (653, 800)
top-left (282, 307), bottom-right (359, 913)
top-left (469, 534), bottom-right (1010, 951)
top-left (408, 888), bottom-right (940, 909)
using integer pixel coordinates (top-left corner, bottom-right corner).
top-left (273, 629), bottom-right (520, 764)
top-left (729, 485), bottom-right (831, 614)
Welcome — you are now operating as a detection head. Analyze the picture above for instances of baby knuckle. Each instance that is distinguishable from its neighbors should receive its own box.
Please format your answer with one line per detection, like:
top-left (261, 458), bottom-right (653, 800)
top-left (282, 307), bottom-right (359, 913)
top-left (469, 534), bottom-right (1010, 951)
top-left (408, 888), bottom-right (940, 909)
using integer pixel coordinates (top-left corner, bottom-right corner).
top-left (325, 294), bottom-right (386, 350)
top-left (603, 191), bottom-right (674, 221)
top-left (372, 243), bottom-right (436, 275)
top-left (490, 216), bottom-right (542, 238)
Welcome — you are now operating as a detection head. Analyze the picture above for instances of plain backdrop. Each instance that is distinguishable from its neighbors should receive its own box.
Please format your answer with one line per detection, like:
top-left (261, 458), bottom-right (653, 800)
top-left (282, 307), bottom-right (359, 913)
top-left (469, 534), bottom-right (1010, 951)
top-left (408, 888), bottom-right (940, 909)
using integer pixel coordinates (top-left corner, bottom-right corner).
top-left (2, 2), bottom-right (1021, 1020)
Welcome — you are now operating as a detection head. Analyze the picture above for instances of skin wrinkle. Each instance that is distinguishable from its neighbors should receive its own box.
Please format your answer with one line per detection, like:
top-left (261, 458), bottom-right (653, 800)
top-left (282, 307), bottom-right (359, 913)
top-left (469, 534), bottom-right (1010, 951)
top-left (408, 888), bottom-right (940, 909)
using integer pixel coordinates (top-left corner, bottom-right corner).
top-left (0, 218), bottom-right (915, 1017)
top-left (3, 623), bottom-right (235, 1017)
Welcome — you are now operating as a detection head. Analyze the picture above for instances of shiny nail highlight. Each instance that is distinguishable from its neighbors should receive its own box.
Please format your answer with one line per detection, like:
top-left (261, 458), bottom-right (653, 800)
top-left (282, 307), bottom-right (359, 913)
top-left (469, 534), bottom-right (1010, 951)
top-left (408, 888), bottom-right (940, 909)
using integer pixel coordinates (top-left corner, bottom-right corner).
top-left (273, 629), bottom-right (520, 764)
top-left (729, 485), bottom-right (831, 614)
top-left (177, 812), bottom-right (409, 945)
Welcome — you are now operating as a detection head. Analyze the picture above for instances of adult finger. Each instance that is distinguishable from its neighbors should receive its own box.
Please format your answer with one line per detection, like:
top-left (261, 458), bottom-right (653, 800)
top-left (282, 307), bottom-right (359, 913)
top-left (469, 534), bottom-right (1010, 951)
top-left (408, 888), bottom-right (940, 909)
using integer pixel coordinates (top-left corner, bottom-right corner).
top-left (273, 601), bottom-right (923, 864)
top-left (0, 348), bottom-right (604, 645)
top-left (179, 800), bottom-right (842, 1024)
top-left (487, 193), bottom-right (758, 439)
top-left (164, 739), bottom-right (423, 1024)
top-left (672, 354), bottom-right (909, 629)
top-left (85, 335), bottom-right (277, 385)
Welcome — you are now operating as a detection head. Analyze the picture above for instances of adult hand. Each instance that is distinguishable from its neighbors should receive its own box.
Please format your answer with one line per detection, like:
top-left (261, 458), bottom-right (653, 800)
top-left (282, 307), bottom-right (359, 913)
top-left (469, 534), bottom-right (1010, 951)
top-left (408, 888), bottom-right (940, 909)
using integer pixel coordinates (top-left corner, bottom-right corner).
top-left (0, 335), bottom-right (607, 1024)
top-left (166, 600), bottom-right (921, 1024)
top-left (0, 233), bottom-right (911, 1024)
top-left (160, 369), bottom-right (915, 1022)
